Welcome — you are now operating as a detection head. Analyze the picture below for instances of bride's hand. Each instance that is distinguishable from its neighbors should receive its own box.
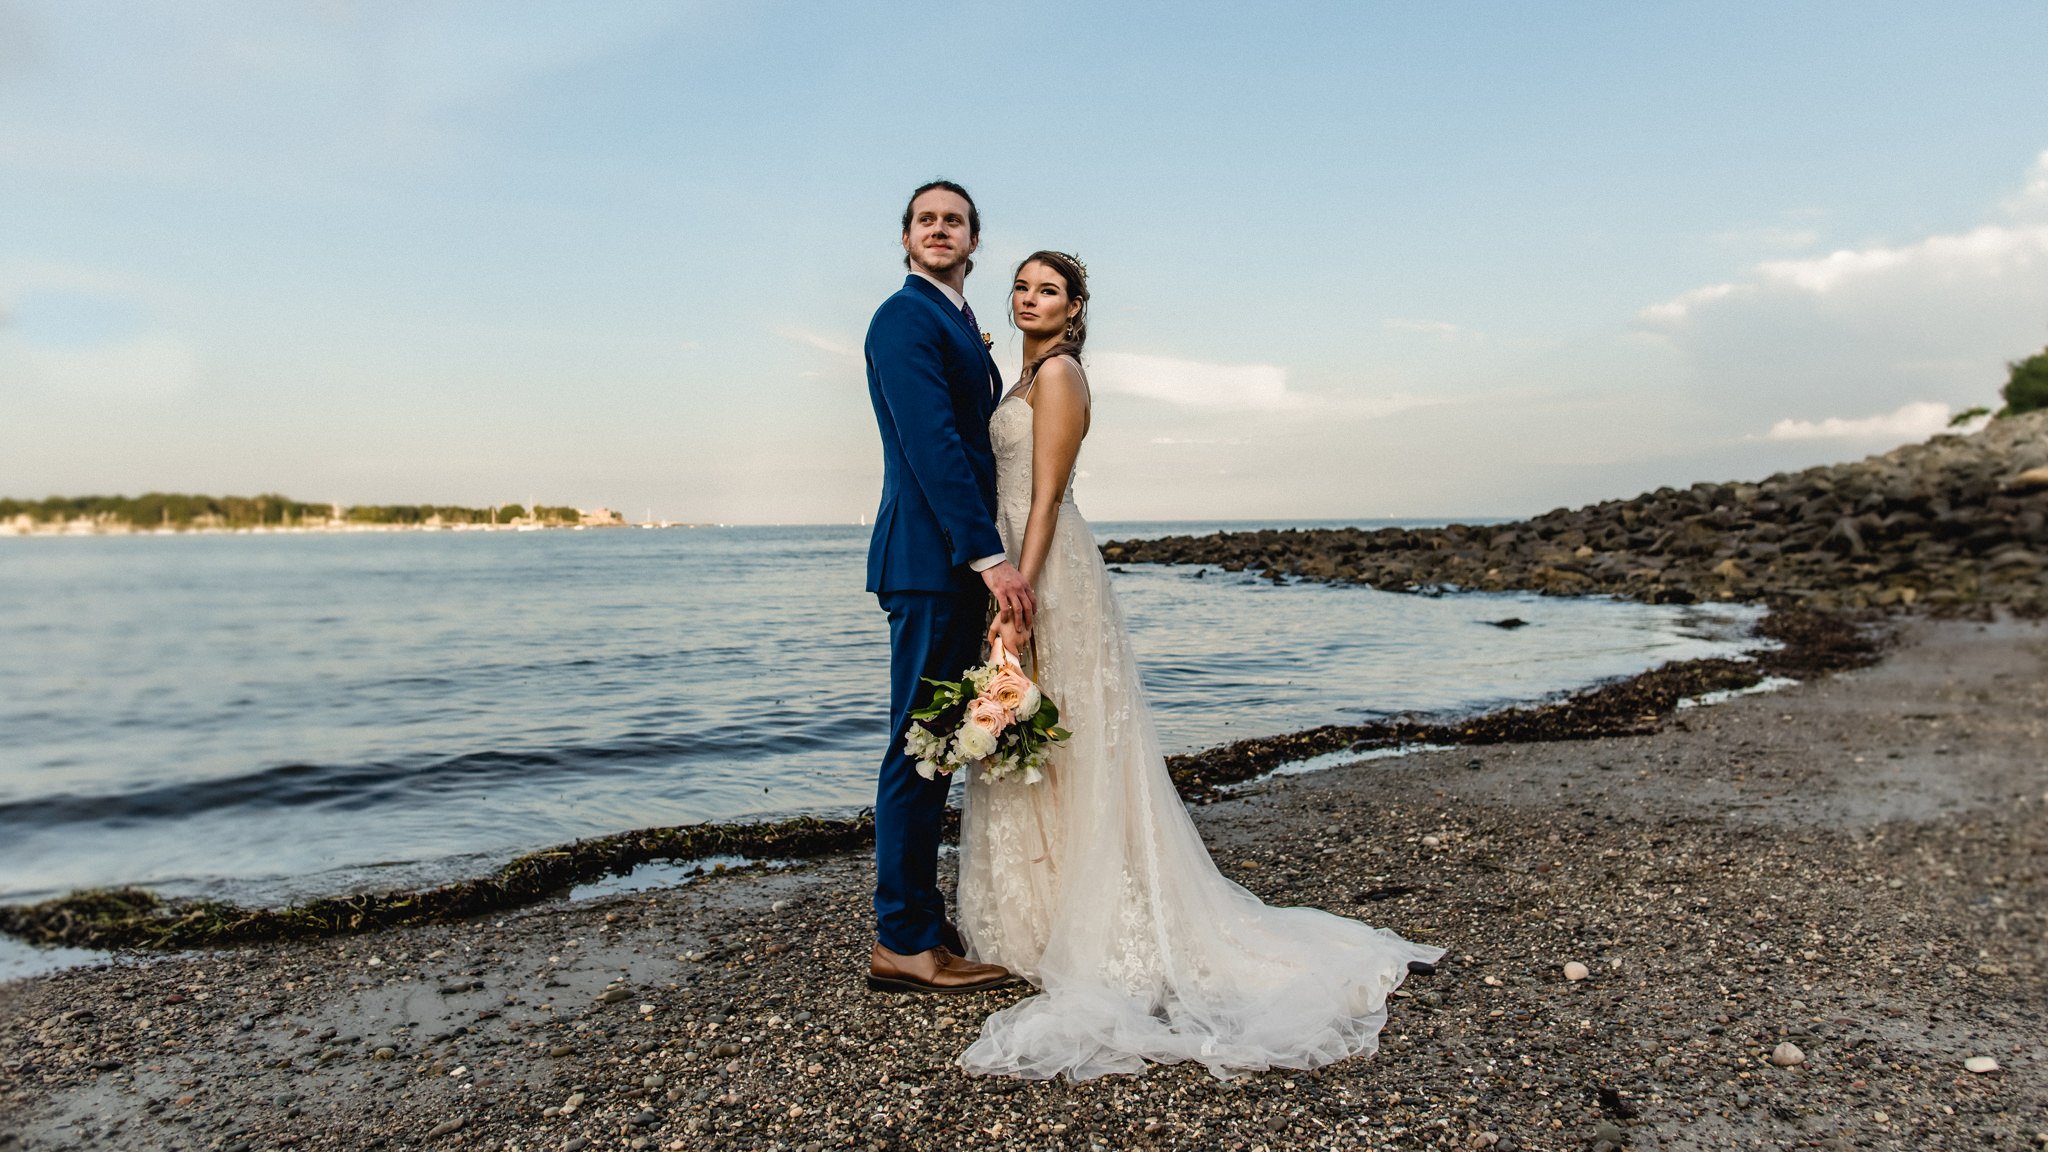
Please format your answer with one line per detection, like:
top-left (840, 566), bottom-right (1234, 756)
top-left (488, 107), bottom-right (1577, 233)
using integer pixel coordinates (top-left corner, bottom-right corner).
top-left (987, 609), bottom-right (1032, 656)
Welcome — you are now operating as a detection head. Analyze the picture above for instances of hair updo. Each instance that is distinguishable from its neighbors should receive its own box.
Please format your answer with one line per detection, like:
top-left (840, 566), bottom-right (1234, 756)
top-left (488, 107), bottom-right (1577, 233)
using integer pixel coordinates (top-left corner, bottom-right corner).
top-left (1015, 249), bottom-right (1088, 383)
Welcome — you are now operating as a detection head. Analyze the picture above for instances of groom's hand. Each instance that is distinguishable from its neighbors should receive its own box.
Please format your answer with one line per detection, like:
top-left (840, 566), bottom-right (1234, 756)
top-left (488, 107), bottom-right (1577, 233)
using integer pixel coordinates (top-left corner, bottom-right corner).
top-left (981, 561), bottom-right (1035, 630)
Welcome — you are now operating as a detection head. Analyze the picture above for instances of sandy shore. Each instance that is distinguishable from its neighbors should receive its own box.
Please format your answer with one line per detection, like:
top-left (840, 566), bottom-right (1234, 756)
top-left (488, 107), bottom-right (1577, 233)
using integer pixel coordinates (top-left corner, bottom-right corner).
top-left (2, 614), bottom-right (2042, 1152)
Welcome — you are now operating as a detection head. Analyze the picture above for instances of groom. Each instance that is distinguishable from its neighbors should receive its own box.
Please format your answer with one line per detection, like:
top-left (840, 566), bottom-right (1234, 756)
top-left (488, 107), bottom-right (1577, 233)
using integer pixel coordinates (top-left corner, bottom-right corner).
top-left (863, 180), bottom-right (1034, 994)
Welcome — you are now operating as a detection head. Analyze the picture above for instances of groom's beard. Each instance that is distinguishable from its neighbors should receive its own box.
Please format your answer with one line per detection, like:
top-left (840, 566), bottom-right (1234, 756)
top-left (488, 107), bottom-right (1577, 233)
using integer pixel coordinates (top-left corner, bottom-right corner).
top-left (910, 245), bottom-right (969, 279)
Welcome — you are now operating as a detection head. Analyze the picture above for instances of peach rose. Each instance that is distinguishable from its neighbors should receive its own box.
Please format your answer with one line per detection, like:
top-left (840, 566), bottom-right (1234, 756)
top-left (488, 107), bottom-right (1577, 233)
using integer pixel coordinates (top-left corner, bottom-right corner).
top-left (985, 664), bottom-right (1035, 715)
top-left (967, 696), bottom-right (1014, 738)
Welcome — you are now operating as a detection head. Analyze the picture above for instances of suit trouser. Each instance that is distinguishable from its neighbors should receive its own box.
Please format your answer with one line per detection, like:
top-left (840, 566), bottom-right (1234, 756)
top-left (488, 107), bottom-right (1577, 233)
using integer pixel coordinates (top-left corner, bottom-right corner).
top-left (874, 587), bottom-right (984, 955)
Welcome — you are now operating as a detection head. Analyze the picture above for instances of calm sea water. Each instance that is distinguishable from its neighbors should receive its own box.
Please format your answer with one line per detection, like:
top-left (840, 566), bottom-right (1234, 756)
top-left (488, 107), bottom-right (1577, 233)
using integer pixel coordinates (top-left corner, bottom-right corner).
top-left (0, 523), bottom-right (1761, 907)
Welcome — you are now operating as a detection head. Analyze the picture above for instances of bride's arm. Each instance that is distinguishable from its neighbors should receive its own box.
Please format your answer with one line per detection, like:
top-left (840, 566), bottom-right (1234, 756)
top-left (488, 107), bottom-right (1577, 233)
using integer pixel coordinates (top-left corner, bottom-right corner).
top-left (1017, 358), bottom-right (1090, 590)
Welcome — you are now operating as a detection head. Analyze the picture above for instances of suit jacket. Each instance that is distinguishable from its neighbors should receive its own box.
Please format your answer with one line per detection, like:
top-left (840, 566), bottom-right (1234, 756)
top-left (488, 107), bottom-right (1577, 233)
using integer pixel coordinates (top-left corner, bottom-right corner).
top-left (865, 275), bottom-right (1006, 594)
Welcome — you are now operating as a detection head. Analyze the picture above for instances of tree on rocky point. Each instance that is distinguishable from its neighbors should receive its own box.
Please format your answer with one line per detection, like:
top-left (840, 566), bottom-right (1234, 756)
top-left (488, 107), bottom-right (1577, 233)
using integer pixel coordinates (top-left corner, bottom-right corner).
top-left (2002, 346), bottom-right (2048, 417)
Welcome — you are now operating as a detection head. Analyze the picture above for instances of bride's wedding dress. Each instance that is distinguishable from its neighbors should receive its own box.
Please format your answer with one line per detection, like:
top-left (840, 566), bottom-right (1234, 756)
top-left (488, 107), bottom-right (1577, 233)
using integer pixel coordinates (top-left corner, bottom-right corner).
top-left (956, 357), bottom-right (1444, 1081)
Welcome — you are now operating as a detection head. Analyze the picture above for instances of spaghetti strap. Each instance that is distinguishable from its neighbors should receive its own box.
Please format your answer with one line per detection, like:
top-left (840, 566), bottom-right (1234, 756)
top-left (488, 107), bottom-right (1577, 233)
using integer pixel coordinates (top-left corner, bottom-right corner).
top-left (1020, 353), bottom-right (1089, 409)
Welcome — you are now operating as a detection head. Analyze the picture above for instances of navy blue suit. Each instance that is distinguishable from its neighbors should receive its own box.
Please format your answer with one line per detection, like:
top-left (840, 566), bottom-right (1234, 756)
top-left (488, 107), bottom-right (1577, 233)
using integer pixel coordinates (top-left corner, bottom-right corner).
top-left (865, 274), bottom-right (1004, 955)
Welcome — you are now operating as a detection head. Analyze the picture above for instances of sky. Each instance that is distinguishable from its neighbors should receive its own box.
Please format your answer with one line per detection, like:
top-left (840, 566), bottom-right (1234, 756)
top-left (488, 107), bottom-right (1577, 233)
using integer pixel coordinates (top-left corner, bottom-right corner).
top-left (3, 2), bottom-right (2047, 523)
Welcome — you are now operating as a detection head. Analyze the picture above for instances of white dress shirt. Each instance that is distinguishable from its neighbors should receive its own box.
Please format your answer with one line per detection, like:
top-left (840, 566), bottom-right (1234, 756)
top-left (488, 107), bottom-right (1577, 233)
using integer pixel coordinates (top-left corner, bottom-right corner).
top-left (909, 269), bottom-right (1006, 575)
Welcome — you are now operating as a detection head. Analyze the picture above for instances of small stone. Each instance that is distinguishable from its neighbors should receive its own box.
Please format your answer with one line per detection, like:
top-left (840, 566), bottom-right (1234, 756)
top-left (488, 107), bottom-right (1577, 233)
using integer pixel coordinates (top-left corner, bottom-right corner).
top-left (711, 1042), bottom-right (741, 1058)
top-left (1770, 1041), bottom-right (1805, 1067)
top-left (1421, 835), bottom-right (1442, 849)
top-left (425, 1117), bottom-right (465, 1139)
top-left (1964, 1056), bottom-right (2000, 1074)
top-left (1483, 975), bottom-right (1502, 987)
top-left (373, 1047), bottom-right (396, 1061)
top-left (630, 1109), bottom-right (658, 1127)
top-left (564, 1139), bottom-right (590, 1152)
top-left (1873, 1110), bottom-right (1889, 1124)
top-left (1593, 1120), bottom-right (1626, 1147)
top-left (643, 1073), bottom-right (665, 1088)
top-left (598, 987), bottom-right (633, 1004)
top-left (1563, 961), bottom-right (1590, 982)
top-left (1470, 1133), bottom-right (1500, 1149)
top-left (771, 900), bottom-right (790, 912)
top-left (2005, 464), bottom-right (2048, 492)
top-left (548, 1044), bottom-right (574, 1058)
top-left (560, 1091), bottom-right (585, 1114)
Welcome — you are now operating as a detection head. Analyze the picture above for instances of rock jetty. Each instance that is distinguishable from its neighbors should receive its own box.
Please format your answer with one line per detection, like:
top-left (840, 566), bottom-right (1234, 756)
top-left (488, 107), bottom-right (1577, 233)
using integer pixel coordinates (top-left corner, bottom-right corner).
top-left (1103, 410), bottom-right (2048, 614)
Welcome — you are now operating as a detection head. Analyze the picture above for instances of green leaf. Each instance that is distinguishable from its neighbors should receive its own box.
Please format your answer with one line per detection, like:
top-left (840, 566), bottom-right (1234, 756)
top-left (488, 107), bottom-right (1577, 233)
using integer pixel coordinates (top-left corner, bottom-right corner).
top-left (1048, 726), bottom-right (1071, 741)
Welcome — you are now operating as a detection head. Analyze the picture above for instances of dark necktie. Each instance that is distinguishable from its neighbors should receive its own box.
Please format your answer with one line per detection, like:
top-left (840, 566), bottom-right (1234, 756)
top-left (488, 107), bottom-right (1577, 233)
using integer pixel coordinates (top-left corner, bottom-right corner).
top-left (959, 300), bottom-right (997, 401)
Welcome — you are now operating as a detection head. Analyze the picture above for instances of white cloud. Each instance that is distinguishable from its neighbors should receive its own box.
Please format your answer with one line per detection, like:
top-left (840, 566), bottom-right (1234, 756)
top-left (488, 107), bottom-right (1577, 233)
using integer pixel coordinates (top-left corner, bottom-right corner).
top-left (775, 326), bottom-right (859, 361)
top-left (1750, 224), bottom-right (2048, 295)
top-left (1761, 400), bottom-right (1955, 442)
top-left (1633, 152), bottom-right (2048, 426)
top-left (2002, 149), bottom-right (2048, 219)
top-left (1636, 281), bottom-right (1746, 322)
top-left (1088, 351), bottom-right (1305, 410)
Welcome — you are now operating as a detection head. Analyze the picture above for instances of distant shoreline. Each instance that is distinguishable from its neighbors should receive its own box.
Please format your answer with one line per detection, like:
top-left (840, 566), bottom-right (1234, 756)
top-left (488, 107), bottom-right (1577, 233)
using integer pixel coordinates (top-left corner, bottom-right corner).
top-left (0, 519), bottom-right (690, 538)
top-left (0, 492), bottom-right (657, 537)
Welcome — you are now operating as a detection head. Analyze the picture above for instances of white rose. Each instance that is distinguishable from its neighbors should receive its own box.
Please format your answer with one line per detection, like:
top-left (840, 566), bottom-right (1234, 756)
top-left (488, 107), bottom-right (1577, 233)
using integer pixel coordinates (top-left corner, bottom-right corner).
top-left (954, 722), bottom-right (997, 762)
top-left (904, 725), bottom-right (944, 761)
top-left (915, 759), bottom-right (941, 781)
top-left (1017, 683), bottom-right (1042, 719)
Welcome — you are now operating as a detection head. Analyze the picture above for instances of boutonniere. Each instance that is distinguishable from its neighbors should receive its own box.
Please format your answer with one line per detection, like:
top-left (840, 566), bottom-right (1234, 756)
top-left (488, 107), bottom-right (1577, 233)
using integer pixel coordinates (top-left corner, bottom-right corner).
top-left (980, 330), bottom-right (993, 349)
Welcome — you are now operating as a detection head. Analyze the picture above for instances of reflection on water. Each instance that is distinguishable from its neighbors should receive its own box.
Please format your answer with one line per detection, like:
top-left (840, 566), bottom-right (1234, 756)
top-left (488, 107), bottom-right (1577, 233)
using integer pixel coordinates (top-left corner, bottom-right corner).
top-left (0, 524), bottom-right (1760, 905)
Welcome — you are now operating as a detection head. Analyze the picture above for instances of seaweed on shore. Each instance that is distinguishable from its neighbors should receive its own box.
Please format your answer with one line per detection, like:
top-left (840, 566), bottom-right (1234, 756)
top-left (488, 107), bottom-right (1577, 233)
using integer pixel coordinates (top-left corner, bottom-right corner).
top-left (0, 813), bottom-right (911, 953)
top-left (1, 611), bottom-right (1880, 954)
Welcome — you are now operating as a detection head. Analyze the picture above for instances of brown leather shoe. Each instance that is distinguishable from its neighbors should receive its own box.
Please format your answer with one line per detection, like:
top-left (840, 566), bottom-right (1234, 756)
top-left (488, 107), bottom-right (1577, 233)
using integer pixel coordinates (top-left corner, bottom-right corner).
top-left (866, 943), bottom-right (1022, 995)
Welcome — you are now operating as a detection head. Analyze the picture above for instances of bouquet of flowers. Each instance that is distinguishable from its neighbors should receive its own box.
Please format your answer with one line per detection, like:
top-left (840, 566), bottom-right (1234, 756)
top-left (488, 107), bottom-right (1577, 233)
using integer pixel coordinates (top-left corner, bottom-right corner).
top-left (904, 636), bottom-right (1070, 784)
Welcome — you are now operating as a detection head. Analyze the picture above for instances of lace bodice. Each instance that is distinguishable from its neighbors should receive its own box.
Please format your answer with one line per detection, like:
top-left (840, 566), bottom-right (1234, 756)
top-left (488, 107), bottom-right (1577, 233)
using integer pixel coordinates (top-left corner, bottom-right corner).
top-left (989, 355), bottom-right (1085, 527)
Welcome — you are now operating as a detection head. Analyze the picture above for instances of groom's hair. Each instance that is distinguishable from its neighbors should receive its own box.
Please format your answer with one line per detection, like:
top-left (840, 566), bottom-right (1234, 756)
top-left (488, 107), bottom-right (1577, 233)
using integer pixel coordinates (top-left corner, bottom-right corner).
top-left (901, 179), bottom-right (980, 274)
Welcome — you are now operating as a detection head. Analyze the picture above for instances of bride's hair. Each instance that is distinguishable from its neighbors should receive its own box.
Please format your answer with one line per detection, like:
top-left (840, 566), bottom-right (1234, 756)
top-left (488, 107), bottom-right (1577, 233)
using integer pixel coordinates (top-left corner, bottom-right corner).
top-left (1015, 250), bottom-right (1088, 383)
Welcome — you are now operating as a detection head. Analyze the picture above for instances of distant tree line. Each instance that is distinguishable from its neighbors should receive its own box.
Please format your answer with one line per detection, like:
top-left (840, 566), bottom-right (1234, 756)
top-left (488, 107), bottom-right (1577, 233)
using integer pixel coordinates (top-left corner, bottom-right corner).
top-left (0, 493), bottom-right (588, 529)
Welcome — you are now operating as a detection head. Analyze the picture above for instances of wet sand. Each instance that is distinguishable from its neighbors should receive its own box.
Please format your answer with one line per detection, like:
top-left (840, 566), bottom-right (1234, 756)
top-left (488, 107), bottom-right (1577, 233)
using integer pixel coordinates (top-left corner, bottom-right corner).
top-left (2, 614), bottom-right (2043, 1151)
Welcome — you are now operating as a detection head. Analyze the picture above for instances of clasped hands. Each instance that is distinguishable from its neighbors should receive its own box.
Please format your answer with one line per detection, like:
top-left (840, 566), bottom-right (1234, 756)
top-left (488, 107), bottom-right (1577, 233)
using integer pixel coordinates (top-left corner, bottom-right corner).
top-left (981, 560), bottom-right (1035, 656)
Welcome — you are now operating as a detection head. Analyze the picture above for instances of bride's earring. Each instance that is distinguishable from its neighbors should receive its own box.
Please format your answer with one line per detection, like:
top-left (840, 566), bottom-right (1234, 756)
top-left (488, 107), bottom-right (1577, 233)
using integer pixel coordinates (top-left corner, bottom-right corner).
top-left (1064, 320), bottom-right (1076, 340)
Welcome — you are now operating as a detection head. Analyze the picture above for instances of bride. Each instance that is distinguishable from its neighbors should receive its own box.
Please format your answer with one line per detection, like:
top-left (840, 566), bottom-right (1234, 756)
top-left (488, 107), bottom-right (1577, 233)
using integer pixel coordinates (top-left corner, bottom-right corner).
top-left (953, 250), bottom-right (1445, 1082)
